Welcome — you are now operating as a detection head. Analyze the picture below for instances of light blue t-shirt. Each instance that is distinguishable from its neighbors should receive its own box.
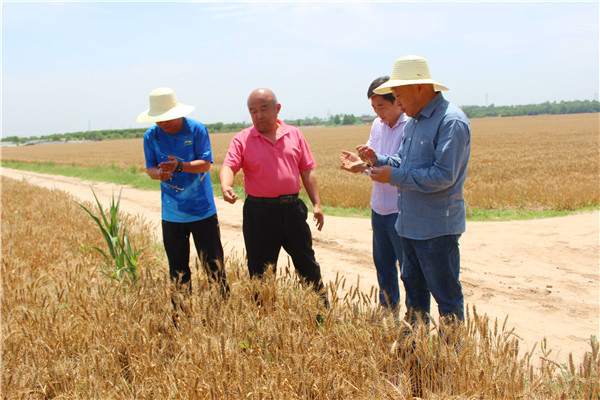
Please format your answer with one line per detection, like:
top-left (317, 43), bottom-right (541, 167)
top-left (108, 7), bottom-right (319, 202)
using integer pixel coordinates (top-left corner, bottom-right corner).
top-left (143, 117), bottom-right (217, 223)
top-left (376, 93), bottom-right (471, 240)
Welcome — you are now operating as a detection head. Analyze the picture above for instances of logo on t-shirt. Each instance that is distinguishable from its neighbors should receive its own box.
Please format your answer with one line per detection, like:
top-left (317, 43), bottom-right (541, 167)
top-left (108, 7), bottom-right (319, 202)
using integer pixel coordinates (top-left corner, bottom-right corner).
top-left (184, 140), bottom-right (192, 146)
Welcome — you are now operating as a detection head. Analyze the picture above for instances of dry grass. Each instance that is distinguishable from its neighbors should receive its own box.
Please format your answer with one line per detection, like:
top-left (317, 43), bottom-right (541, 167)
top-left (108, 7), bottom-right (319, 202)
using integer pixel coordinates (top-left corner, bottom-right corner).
top-left (2, 176), bottom-right (599, 399)
top-left (464, 113), bottom-right (599, 210)
top-left (2, 113), bottom-right (599, 211)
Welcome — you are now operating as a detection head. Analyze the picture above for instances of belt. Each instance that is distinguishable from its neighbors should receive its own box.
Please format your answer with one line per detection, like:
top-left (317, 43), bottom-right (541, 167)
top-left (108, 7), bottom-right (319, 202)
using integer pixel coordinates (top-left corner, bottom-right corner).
top-left (245, 193), bottom-right (299, 205)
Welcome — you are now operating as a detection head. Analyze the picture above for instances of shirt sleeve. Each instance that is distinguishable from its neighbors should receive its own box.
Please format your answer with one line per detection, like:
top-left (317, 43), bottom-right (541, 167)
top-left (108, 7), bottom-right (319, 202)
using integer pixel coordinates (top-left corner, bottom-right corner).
top-left (366, 120), bottom-right (377, 147)
top-left (143, 129), bottom-right (158, 169)
top-left (296, 130), bottom-right (317, 172)
top-left (193, 124), bottom-right (214, 162)
top-left (376, 153), bottom-right (402, 168)
top-left (222, 133), bottom-right (245, 174)
top-left (389, 118), bottom-right (471, 193)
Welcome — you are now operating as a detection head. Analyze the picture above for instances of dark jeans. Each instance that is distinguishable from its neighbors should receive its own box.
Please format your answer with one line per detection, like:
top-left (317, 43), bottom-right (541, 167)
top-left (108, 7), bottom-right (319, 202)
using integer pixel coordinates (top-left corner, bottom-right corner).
top-left (400, 234), bottom-right (464, 323)
top-left (242, 198), bottom-right (325, 293)
top-left (371, 210), bottom-right (403, 309)
top-left (162, 214), bottom-right (228, 294)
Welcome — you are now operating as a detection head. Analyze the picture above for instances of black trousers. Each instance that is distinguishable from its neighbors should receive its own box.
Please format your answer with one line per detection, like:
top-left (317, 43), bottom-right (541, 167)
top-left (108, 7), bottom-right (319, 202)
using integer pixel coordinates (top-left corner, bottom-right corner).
top-left (162, 214), bottom-right (227, 293)
top-left (242, 198), bottom-right (324, 292)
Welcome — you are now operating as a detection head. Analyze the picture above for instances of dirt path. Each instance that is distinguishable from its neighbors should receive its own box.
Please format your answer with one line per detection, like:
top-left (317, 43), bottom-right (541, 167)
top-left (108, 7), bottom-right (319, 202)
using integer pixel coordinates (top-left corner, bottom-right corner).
top-left (2, 167), bottom-right (598, 365)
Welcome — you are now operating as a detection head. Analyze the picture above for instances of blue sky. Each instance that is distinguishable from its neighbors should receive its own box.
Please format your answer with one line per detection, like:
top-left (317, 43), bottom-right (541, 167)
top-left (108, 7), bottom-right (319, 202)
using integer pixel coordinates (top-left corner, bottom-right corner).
top-left (2, 1), bottom-right (599, 138)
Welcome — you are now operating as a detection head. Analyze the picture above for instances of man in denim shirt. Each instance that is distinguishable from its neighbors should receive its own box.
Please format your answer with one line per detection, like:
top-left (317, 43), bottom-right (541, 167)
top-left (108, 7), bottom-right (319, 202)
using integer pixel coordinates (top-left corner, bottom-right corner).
top-left (358, 55), bottom-right (471, 323)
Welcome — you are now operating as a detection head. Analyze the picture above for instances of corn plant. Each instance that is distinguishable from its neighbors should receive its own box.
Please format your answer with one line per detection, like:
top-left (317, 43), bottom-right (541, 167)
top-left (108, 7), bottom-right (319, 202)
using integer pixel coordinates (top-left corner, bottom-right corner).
top-left (75, 187), bottom-right (146, 283)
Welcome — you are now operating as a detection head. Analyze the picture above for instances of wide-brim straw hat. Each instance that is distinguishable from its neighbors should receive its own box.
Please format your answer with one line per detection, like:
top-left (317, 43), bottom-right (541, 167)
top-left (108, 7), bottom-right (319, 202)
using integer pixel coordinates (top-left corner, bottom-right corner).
top-left (374, 55), bottom-right (449, 95)
top-left (136, 87), bottom-right (195, 123)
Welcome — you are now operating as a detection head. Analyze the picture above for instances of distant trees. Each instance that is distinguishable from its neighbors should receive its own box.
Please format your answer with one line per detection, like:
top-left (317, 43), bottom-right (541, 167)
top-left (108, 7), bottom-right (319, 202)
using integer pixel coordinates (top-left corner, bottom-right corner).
top-left (283, 116), bottom-right (324, 127)
top-left (342, 114), bottom-right (356, 125)
top-left (3, 136), bottom-right (21, 143)
top-left (461, 100), bottom-right (600, 118)
top-left (205, 122), bottom-right (249, 133)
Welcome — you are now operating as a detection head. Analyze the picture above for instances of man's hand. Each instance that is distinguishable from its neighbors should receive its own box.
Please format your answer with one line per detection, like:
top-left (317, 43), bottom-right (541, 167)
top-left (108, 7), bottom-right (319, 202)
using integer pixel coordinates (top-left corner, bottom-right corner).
top-left (219, 166), bottom-right (238, 204)
top-left (356, 145), bottom-right (377, 167)
top-left (146, 166), bottom-right (172, 181)
top-left (158, 156), bottom-right (179, 174)
top-left (313, 204), bottom-right (324, 231)
top-left (369, 166), bottom-right (392, 183)
top-left (157, 167), bottom-right (172, 181)
top-left (221, 186), bottom-right (238, 204)
top-left (340, 150), bottom-right (368, 173)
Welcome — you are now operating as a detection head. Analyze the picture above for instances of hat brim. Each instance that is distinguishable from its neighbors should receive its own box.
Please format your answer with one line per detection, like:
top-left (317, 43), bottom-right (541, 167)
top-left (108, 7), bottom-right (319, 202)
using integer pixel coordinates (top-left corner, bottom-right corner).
top-left (374, 79), bottom-right (449, 95)
top-left (136, 103), bottom-right (195, 123)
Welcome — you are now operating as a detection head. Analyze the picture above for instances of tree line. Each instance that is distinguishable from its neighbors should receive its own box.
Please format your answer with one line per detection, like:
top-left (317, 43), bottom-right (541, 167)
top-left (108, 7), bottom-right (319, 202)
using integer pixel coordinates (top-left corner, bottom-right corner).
top-left (461, 99), bottom-right (599, 118)
top-left (3, 100), bottom-right (598, 144)
top-left (2, 114), bottom-right (366, 144)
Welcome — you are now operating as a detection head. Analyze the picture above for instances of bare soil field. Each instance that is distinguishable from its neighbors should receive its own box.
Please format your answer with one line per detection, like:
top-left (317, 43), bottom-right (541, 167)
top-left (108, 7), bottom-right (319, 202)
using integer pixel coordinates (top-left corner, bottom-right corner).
top-left (2, 167), bottom-right (598, 366)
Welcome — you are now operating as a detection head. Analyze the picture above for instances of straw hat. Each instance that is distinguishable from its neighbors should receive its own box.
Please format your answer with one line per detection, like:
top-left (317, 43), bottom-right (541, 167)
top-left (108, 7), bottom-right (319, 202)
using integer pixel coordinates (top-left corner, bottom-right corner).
top-left (136, 87), bottom-right (195, 123)
top-left (374, 55), bottom-right (449, 95)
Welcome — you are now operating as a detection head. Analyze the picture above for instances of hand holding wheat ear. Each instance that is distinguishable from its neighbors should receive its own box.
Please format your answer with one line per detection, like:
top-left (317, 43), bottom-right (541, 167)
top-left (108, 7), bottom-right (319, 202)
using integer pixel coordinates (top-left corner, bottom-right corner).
top-left (356, 145), bottom-right (377, 168)
top-left (340, 150), bottom-right (370, 173)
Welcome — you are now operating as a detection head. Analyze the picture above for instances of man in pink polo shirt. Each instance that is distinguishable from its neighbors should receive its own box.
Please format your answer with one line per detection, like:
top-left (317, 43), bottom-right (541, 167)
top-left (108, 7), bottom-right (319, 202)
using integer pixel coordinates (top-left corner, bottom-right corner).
top-left (220, 88), bottom-right (327, 304)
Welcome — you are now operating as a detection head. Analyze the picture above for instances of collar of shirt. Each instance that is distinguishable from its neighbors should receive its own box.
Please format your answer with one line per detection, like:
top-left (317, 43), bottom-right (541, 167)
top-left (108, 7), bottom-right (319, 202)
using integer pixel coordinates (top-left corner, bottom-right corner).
top-left (393, 113), bottom-right (410, 128)
top-left (414, 92), bottom-right (445, 121)
top-left (249, 119), bottom-right (290, 141)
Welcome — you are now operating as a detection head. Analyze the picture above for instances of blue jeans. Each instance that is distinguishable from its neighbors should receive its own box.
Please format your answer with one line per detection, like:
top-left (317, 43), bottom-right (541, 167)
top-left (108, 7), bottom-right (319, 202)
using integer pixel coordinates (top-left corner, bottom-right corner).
top-left (371, 210), bottom-right (403, 309)
top-left (400, 234), bottom-right (464, 322)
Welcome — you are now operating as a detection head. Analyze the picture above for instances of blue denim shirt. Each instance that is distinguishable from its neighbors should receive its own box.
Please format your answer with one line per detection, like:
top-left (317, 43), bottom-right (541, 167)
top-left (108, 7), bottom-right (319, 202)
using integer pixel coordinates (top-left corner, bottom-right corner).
top-left (375, 93), bottom-right (471, 240)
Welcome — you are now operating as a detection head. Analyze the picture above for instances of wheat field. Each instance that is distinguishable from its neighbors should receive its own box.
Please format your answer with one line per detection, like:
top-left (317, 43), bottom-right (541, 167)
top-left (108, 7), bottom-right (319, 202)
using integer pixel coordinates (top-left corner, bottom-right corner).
top-left (2, 176), bottom-right (598, 399)
top-left (3, 113), bottom-right (598, 211)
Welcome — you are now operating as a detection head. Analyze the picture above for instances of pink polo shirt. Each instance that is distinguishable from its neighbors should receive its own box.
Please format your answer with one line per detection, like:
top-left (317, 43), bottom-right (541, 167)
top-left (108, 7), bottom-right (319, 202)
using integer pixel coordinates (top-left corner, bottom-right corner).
top-left (223, 120), bottom-right (316, 197)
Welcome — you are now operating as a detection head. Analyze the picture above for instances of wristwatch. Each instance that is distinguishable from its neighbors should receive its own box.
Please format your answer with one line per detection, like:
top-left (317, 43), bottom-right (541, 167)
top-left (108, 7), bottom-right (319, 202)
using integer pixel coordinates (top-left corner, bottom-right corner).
top-left (174, 159), bottom-right (183, 173)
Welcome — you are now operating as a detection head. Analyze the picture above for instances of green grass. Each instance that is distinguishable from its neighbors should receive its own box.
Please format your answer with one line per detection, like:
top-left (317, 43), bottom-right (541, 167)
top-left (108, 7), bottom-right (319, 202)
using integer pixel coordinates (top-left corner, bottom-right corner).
top-left (3, 160), bottom-right (161, 191)
top-left (467, 207), bottom-right (599, 221)
top-left (3, 160), bottom-right (597, 221)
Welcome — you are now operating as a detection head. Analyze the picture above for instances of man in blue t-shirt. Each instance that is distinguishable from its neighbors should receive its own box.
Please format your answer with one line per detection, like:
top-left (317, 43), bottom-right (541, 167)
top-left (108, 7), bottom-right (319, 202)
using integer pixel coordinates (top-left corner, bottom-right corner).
top-left (137, 87), bottom-right (228, 303)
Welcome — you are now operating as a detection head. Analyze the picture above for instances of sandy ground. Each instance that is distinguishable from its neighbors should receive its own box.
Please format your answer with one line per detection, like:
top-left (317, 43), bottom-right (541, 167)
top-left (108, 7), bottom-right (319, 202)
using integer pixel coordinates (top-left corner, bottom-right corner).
top-left (2, 167), bottom-right (598, 365)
